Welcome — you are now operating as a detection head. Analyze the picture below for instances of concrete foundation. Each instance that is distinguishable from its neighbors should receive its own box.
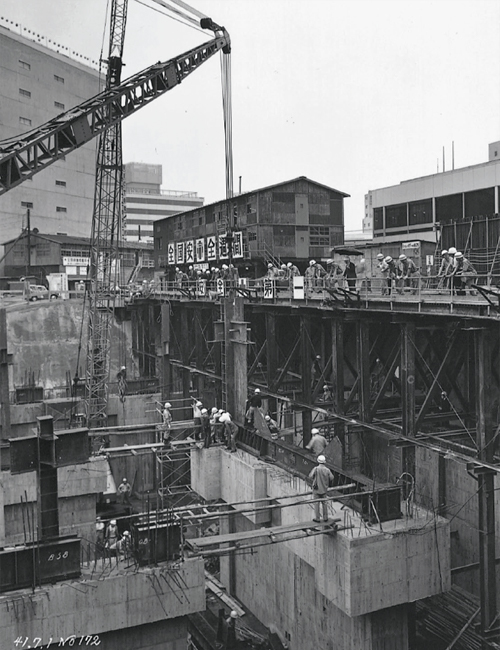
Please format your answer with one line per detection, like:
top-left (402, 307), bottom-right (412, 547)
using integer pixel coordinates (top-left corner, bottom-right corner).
top-left (192, 447), bottom-right (451, 650)
top-left (0, 559), bottom-right (205, 646)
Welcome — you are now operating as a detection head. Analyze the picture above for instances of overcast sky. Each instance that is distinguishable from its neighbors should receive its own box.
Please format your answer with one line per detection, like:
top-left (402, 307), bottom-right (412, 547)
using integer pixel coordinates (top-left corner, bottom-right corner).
top-left (2, 0), bottom-right (500, 230)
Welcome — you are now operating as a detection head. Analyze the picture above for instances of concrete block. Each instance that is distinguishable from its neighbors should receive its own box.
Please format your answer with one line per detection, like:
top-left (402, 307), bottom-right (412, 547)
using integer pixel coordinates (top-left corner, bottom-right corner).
top-left (190, 446), bottom-right (222, 501)
top-left (1, 469), bottom-right (37, 505)
top-left (0, 559), bottom-right (205, 645)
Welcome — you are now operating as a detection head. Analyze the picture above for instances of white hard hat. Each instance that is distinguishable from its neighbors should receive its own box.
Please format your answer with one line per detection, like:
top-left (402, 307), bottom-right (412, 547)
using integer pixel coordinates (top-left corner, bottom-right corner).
top-left (287, 262), bottom-right (292, 267)
top-left (230, 611), bottom-right (238, 618)
top-left (123, 477), bottom-right (127, 482)
top-left (448, 247), bottom-right (457, 255)
top-left (309, 260), bottom-right (316, 265)
top-left (441, 249), bottom-right (448, 255)
top-left (211, 407), bottom-right (218, 414)
top-left (219, 412), bottom-right (230, 423)
top-left (121, 365), bottom-right (126, 370)
top-left (326, 258), bottom-right (334, 264)
top-left (268, 263), bottom-right (273, 267)
top-left (164, 402), bottom-right (171, 408)
top-left (110, 520), bottom-right (117, 525)
top-left (311, 428), bottom-right (319, 434)
top-left (317, 455), bottom-right (326, 464)
top-left (201, 408), bottom-right (208, 414)
top-left (376, 253), bottom-right (384, 259)
top-left (399, 254), bottom-right (407, 260)
top-left (254, 388), bottom-right (261, 393)
top-left (123, 531), bottom-right (130, 536)
top-left (195, 401), bottom-right (202, 407)
top-left (384, 256), bottom-right (393, 263)
top-left (454, 251), bottom-right (463, 258)
top-left (265, 415), bottom-right (271, 420)
top-left (222, 264), bottom-right (228, 269)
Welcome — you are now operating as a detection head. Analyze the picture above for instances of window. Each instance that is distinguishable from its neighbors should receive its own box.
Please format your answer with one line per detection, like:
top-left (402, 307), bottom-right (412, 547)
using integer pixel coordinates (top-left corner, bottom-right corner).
top-left (176, 220), bottom-right (183, 230)
top-left (19, 117), bottom-right (32, 126)
top-left (56, 206), bottom-right (67, 213)
top-left (21, 201), bottom-right (33, 209)
top-left (54, 74), bottom-right (64, 84)
top-left (19, 60), bottom-right (31, 70)
top-left (385, 203), bottom-right (407, 229)
top-left (309, 226), bottom-right (330, 247)
top-left (54, 101), bottom-right (65, 110)
top-left (19, 88), bottom-right (31, 98)
top-left (157, 237), bottom-right (163, 250)
top-left (55, 180), bottom-right (66, 187)
top-left (373, 207), bottom-right (383, 230)
top-left (248, 231), bottom-right (257, 242)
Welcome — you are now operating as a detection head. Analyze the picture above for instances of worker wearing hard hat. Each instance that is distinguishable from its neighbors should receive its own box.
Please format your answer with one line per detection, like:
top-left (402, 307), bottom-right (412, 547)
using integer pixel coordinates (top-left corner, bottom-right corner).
top-left (308, 455), bottom-right (335, 522)
top-left (117, 477), bottom-right (132, 506)
top-left (305, 428), bottom-right (327, 457)
top-left (397, 253), bottom-right (419, 294)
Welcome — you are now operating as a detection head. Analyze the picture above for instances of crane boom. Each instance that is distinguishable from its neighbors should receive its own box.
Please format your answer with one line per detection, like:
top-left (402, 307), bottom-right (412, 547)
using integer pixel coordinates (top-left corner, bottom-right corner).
top-left (0, 29), bottom-right (230, 195)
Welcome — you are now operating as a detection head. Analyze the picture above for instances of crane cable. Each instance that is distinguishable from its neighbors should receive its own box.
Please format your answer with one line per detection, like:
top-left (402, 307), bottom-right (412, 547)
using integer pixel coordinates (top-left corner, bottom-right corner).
top-left (220, 50), bottom-right (233, 201)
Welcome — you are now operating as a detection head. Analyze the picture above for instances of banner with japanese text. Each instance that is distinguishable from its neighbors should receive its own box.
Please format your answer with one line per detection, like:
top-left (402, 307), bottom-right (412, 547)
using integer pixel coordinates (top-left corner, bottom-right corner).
top-left (206, 235), bottom-right (217, 262)
top-left (185, 240), bottom-right (195, 264)
top-left (167, 243), bottom-right (175, 265)
top-left (195, 238), bottom-right (205, 262)
top-left (176, 241), bottom-right (185, 264)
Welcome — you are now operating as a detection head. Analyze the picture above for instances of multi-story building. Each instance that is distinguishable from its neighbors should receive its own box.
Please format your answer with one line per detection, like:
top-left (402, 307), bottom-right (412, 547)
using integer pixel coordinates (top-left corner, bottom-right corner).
top-left (0, 20), bottom-right (101, 246)
top-left (364, 141), bottom-right (500, 242)
top-left (124, 163), bottom-right (204, 243)
top-left (154, 176), bottom-right (348, 275)
top-left (1, 231), bottom-right (154, 289)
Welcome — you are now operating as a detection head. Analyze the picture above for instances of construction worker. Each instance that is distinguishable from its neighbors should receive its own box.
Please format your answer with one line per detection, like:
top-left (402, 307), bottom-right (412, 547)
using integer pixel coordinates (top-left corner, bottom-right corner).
top-left (308, 455), bottom-right (334, 522)
top-left (264, 414), bottom-right (279, 439)
top-left (116, 530), bottom-right (131, 559)
top-left (437, 250), bottom-right (452, 290)
top-left (325, 259), bottom-right (340, 290)
top-left (96, 516), bottom-right (105, 557)
top-left (381, 256), bottom-right (397, 295)
top-left (321, 384), bottom-right (333, 402)
top-left (105, 519), bottom-right (119, 549)
top-left (287, 261), bottom-right (300, 277)
top-left (220, 412), bottom-right (238, 452)
top-left (451, 251), bottom-right (478, 296)
top-left (201, 408), bottom-right (211, 448)
top-left (116, 365), bottom-right (127, 403)
top-left (375, 253), bottom-right (386, 294)
top-left (343, 256), bottom-right (357, 291)
top-left (397, 254), bottom-right (419, 294)
top-left (192, 399), bottom-right (203, 440)
top-left (117, 477), bottom-right (132, 505)
top-left (305, 428), bottom-right (327, 457)
top-left (162, 402), bottom-right (173, 445)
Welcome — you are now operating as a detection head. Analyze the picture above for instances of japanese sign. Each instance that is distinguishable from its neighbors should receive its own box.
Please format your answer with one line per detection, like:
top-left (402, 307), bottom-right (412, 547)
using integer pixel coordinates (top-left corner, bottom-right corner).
top-left (176, 242), bottom-right (185, 264)
top-left (167, 243), bottom-right (175, 265)
top-left (232, 231), bottom-right (243, 259)
top-left (185, 240), bottom-right (195, 264)
top-left (206, 235), bottom-right (217, 261)
top-left (263, 279), bottom-right (275, 299)
top-left (219, 233), bottom-right (229, 260)
top-left (196, 237), bottom-right (205, 262)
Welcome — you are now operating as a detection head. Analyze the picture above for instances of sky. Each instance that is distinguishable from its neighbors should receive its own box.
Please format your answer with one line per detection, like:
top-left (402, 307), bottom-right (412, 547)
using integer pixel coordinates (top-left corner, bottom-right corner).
top-left (2, 0), bottom-right (500, 230)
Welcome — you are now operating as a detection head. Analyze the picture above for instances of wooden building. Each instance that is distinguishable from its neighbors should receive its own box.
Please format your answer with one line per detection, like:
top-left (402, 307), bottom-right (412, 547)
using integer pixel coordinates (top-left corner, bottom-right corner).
top-left (154, 176), bottom-right (349, 277)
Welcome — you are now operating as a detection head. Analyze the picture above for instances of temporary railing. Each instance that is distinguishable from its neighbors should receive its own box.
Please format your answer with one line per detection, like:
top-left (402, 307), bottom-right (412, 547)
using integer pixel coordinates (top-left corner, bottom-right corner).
top-left (236, 425), bottom-right (402, 523)
top-left (141, 274), bottom-right (500, 315)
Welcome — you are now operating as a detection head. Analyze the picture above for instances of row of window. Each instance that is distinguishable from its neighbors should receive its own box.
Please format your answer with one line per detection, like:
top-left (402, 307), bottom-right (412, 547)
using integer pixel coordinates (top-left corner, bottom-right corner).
top-left (19, 59), bottom-right (65, 84)
top-left (20, 201), bottom-right (67, 212)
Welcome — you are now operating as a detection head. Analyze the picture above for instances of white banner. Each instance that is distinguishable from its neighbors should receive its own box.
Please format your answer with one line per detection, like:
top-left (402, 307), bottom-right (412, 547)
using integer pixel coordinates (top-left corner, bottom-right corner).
top-left (196, 237), bottom-right (205, 262)
top-left (167, 243), bottom-right (175, 265)
top-left (176, 241), bottom-right (185, 264)
top-left (232, 231), bottom-right (243, 259)
top-left (206, 235), bottom-right (217, 261)
top-left (219, 233), bottom-right (229, 259)
top-left (263, 279), bottom-right (275, 299)
top-left (62, 256), bottom-right (89, 266)
top-left (216, 277), bottom-right (225, 296)
top-left (185, 240), bottom-right (195, 264)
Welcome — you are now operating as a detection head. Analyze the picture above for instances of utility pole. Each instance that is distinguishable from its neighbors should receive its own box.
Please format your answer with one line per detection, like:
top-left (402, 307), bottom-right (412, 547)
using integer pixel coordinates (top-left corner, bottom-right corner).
top-left (26, 207), bottom-right (31, 277)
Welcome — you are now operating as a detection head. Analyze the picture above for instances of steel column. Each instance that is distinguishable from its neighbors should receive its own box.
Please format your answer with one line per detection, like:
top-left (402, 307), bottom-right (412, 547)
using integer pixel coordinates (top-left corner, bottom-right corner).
top-left (475, 328), bottom-right (497, 645)
top-left (265, 312), bottom-right (278, 415)
top-left (357, 321), bottom-right (371, 475)
top-left (0, 308), bottom-right (11, 441)
top-left (300, 315), bottom-right (313, 447)
top-left (401, 322), bottom-right (416, 498)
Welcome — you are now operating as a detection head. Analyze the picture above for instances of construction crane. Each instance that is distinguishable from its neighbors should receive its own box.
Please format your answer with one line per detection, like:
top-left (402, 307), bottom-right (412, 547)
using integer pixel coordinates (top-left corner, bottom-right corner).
top-left (0, 4), bottom-right (231, 426)
top-left (86, 0), bottom-right (129, 428)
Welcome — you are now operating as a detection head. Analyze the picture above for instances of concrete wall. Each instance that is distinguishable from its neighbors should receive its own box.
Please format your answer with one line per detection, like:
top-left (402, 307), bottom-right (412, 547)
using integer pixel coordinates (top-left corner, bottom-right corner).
top-left (96, 617), bottom-right (188, 650)
top-left (0, 560), bottom-right (205, 645)
top-left (194, 449), bottom-right (450, 650)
